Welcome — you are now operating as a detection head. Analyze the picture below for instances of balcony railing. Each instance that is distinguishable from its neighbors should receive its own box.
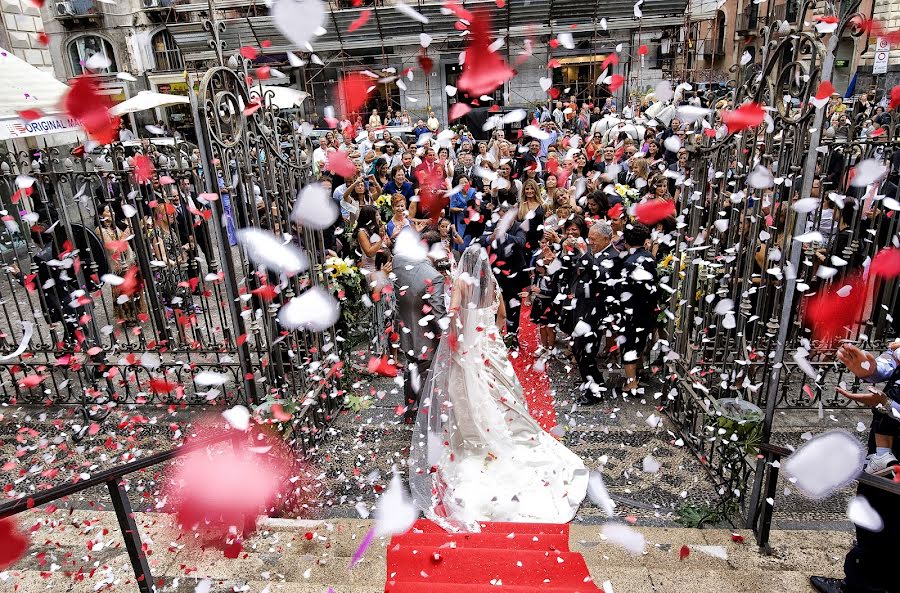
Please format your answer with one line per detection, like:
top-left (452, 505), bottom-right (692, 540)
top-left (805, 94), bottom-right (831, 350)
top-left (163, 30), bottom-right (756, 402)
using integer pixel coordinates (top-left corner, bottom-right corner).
top-left (153, 47), bottom-right (184, 71)
top-left (55, 0), bottom-right (99, 18)
top-left (142, 0), bottom-right (173, 9)
top-left (735, 5), bottom-right (758, 34)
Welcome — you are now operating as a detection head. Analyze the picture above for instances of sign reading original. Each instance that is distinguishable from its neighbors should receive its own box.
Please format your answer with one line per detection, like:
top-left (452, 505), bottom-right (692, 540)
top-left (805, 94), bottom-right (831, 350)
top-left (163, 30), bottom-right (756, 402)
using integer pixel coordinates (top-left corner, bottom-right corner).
top-left (0, 115), bottom-right (82, 140)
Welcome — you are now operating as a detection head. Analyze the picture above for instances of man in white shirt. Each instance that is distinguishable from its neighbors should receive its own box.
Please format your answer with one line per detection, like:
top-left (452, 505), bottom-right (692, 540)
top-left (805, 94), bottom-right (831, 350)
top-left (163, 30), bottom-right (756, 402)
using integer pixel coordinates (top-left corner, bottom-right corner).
top-left (552, 101), bottom-right (564, 128)
top-left (427, 111), bottom-right (440, 133)
top-left (312, 137), bottom-right (330, 174)
top-left (358, 130), bottom-right (376, 161)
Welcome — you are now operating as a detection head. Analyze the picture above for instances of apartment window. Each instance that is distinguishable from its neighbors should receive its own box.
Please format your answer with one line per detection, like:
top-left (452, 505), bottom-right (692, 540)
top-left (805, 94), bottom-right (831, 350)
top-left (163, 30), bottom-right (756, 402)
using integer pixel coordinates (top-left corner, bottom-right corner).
top-left (68, 35), bottom-right (117, 76)
top-left (152, 30), bottom-right (184, 71)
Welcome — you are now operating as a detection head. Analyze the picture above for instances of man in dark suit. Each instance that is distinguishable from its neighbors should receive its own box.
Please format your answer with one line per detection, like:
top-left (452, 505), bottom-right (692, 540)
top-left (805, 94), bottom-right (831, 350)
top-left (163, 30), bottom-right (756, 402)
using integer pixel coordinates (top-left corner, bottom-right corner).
top-left (518, 139), bottom-right (545, 180)
top-left (173, 176), bottom-right (211, 291)
top-left (452, 151), bottom-right (482, 192)
top-left (393, 230), bottom-right (447, 423)
top-left (618, 222), bottom-right (658, 393)
top-left (477, 200), bottom-right (528, 349)
top-left (570, 221), bottom-right (620, 404)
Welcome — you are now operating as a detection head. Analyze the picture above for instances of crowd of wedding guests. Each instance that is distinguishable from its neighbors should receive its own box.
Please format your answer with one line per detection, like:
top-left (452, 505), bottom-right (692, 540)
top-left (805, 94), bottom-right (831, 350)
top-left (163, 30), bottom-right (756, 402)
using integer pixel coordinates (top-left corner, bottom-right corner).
top-left (313, 96), bottom-right (716, 402)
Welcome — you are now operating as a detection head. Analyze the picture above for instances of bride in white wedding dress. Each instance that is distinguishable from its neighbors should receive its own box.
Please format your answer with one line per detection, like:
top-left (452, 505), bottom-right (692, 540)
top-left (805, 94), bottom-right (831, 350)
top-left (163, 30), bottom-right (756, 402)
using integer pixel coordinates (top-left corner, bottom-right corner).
top-left (409, 245), bottom-right (589, 532)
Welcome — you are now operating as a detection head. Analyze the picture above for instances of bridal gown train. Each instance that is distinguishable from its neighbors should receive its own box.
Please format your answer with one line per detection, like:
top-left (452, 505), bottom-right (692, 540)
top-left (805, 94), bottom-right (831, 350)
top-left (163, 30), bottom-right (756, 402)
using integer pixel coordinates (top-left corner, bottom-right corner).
top-left (409, 246), bottom-right (589, 532)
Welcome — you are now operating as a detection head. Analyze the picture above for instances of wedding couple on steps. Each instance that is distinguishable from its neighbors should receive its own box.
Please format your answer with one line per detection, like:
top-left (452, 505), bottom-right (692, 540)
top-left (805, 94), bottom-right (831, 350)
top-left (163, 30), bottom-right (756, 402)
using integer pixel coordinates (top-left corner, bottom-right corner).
top-left (394, 233), bottom-right (588, 532)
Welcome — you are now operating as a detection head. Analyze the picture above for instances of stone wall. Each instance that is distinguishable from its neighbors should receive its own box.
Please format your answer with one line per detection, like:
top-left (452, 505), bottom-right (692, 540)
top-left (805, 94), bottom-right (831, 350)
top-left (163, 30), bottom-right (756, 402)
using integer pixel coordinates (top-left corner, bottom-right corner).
top-left (0, 0), bottom-right (52, 72)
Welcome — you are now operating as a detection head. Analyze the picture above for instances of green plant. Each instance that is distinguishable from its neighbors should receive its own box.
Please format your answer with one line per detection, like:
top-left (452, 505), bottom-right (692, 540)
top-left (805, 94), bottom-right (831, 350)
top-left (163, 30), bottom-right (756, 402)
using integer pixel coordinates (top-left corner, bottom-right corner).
top-left (716, 415), bottom-right (763, 457)
top-left (321, 255), bottom-right (369, 359)
top-left (675, 500), bottom-right (737, 528)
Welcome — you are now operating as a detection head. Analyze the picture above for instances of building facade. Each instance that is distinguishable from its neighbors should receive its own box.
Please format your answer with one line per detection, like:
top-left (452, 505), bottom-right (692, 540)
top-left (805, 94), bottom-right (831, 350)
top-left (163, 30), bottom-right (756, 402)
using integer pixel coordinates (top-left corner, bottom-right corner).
top-left (0, 0), bottom-right (52, 72)
top-left (38, 0), bottom-right (192, 136)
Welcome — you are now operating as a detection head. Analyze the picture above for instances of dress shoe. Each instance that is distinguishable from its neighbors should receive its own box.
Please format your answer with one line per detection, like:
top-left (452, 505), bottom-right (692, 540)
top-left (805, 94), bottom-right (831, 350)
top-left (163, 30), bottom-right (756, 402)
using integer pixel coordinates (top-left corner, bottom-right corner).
top-left (809, 576), bottom-right (844, 593)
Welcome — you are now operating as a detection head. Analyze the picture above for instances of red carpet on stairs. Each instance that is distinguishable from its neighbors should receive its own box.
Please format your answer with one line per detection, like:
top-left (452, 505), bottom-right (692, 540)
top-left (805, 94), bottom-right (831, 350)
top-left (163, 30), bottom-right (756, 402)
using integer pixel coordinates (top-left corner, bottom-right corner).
top-left (385, 519), bottom-right (600, 592)
top-left (385, 306), bottom-right (600, 592)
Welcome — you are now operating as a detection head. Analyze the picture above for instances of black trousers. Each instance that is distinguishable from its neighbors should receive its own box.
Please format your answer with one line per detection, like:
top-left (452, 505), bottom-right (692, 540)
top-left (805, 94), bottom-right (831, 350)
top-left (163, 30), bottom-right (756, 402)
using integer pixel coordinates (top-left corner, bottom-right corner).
top-left (573, 334), bottom-right (605, 395)
top-left (403, 357), bottom-right (432, 422)
top-left (841, 424), bottom-right (900, 593)
top-left (499, 277), bottom-right (528, 337)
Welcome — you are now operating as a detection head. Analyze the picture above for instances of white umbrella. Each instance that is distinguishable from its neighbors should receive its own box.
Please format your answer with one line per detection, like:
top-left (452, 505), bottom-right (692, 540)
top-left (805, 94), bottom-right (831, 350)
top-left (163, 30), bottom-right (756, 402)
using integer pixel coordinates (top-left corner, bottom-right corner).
top-left (109, 90), bottom-right (190, 116)
top-left (252, 86), bottom-right (308, 109)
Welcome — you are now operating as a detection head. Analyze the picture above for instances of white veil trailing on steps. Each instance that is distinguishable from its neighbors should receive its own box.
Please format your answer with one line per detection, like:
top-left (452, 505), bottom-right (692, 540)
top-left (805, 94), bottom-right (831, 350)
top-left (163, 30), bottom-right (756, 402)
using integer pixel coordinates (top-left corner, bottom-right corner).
top-left (408, 245), bottom-right (588, 532)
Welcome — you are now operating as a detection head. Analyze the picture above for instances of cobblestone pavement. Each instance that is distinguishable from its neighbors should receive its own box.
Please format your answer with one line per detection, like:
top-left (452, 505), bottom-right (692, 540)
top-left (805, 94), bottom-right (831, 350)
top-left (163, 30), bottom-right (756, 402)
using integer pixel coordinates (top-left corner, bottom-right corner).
top-left (1, 348), bottom-right (868, 530)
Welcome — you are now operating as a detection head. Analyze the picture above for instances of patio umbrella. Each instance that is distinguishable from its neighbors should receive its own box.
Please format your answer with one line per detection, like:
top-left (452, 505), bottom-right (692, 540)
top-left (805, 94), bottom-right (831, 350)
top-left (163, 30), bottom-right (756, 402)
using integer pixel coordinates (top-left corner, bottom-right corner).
top-left (109, 90), bottom-right (190, 116)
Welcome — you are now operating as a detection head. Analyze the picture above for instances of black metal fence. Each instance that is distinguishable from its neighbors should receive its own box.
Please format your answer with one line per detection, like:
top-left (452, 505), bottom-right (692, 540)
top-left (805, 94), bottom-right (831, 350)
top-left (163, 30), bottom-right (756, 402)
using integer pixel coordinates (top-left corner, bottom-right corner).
top-left (0, 61), bottom-right (339, 448)
top-left (661, 0), bottom-right (900, 524)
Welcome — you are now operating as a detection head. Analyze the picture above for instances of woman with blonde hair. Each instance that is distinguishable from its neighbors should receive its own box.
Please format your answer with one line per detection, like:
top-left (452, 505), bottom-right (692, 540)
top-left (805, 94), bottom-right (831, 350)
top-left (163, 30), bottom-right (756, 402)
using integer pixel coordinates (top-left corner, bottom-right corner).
top-left (518, 179), bottom-right (545, 253)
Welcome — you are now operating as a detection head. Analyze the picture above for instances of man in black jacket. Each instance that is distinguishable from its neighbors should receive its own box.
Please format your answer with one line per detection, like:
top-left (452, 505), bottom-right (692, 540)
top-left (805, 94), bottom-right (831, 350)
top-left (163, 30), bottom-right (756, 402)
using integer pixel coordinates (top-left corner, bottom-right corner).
top-left (618, 222), bottom-right (659, 393)
top-left (478, 200), bottom-right (529, 349)
top-left (569, 220), bottom-right (620, 404)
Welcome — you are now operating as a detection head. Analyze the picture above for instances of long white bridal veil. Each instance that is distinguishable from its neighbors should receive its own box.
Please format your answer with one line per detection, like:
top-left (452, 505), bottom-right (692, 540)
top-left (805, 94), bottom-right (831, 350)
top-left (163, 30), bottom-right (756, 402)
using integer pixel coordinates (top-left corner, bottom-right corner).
top-left (408, 245), bottom-right (500, 532)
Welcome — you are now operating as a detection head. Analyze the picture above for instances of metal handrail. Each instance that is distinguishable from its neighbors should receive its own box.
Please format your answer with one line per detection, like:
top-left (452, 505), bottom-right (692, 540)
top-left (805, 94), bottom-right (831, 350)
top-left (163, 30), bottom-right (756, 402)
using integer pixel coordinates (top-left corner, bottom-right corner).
top-left (0, 431), bottom-right (236, 519)
top-left (752, 442), bottom-right (900, 554)
top-left (0, 430), bottom-right (241, 593)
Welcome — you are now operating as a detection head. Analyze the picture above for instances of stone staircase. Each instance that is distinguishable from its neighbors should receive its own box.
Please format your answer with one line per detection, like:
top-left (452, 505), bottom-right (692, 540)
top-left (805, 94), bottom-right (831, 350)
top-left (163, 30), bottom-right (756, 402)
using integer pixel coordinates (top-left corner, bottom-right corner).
top-left (0, 510), bottom-right (853, 593)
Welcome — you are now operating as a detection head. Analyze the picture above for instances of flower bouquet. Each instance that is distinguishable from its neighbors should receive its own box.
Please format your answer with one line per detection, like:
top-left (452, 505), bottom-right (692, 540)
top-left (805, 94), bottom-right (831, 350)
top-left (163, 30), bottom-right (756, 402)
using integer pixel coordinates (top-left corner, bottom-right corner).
top-left (375, 193), bottom-right (393, 224)
top-left (614, 183), bottom-right (640, 208)
top-left (323, 256), bottom-right (368, 356)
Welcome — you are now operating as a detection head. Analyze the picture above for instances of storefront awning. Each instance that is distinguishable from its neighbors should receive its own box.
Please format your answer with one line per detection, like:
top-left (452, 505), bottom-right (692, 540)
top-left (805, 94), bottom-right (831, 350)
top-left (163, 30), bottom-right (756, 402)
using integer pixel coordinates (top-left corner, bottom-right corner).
top-left (0, 48), bottom-right (78, 140)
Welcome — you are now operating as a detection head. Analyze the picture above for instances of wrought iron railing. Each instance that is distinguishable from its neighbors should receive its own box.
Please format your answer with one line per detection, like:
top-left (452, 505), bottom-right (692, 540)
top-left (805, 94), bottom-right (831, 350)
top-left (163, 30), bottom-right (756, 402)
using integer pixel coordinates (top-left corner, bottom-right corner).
top-left (751, 443), bottom-right (900, 553)
top-left (660, 0), bottom-right (899, 526)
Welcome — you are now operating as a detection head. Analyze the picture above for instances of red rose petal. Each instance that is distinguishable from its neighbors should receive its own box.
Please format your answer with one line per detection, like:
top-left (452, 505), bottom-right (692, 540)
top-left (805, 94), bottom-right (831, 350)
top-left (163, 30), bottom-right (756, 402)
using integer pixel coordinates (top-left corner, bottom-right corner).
top-left (601, 52), bottom-right (619, 71)
top-left (638, 44), bottom-right (649, 56)
top-left (133, 154), bottom-right (155, 184)
top-left (679, 545), bottom-right (690, 560)
top-left (36, 32), bottom-right (49, 45)
top-left (239, 46), bottom-right (258, 60)
top-left (367, 355), bottom-right (398, 377)
top-left (815, 80), bottom-right (836, 101)
top-left (18, 109), bottom-right (42, 122)
top-left (19, 374), bottom-right (44, 389)
top-left (456, 10), bottom-right (514, 97)
top-left (804, 274), bottom-right (867, 342)
top-left (223, 540), bottom-right (242, 559)
top-left (256, 66), bottom-right (270, 80)
top-left (63, 76), bottom-right (120, 144)
top-left (607, 203), bottom-right (624, 219)
top-left (871, 248), bottom-right (900, 279)
top-left (348, 9), bottom-right (371, 32)
top-left (607, 74), bottom-right (624, 92)
top-left (418, 53), bottom-right (434, 75)
top-left (634, 199), bottom-right (676, 225)
top-left (721, 102), bottom-right (765, 134)
top-left (148, 378), bottom-right (178, 394)
top-left (271, 403), bottom-right (292, 422)
top-left (448, 102), bottom-right (471, 121)
top-left (890, 85), bottom-right (900, 111)
top-left (326, 150), bottom-right (356, 178)
top-left (336, 72), bottom-right (372, 118)
top-left (0, 518), bottom-right (28, 570)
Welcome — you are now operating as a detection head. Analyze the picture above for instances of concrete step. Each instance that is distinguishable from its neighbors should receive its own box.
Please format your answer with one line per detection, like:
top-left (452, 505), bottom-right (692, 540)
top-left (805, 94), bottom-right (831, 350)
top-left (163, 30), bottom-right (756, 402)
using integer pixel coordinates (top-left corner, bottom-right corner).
top-left (0, 516), bottom-right (851, 593)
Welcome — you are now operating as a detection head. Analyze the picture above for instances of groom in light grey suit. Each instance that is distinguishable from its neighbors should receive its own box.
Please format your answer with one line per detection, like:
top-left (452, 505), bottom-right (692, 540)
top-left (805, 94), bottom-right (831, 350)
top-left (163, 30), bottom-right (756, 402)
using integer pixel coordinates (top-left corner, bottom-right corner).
top-left (393, 230), bottom-right (447, 424)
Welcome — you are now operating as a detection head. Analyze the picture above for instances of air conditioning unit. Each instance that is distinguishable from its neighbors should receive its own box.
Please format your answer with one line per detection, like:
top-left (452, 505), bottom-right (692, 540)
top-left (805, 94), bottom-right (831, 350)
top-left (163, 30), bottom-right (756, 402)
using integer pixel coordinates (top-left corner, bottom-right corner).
top-left (142, 0), bottom-right (159, 8)
top-left (56, 1), bottom-right (74, 16)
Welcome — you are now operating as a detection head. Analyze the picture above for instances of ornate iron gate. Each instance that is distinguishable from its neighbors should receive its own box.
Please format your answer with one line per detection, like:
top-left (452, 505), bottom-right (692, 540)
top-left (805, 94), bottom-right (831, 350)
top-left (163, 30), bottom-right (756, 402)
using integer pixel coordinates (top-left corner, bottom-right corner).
top-left (0, 60), bottom-right (334, 447)
top-left (661, 0), bottom-right (900, 522)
